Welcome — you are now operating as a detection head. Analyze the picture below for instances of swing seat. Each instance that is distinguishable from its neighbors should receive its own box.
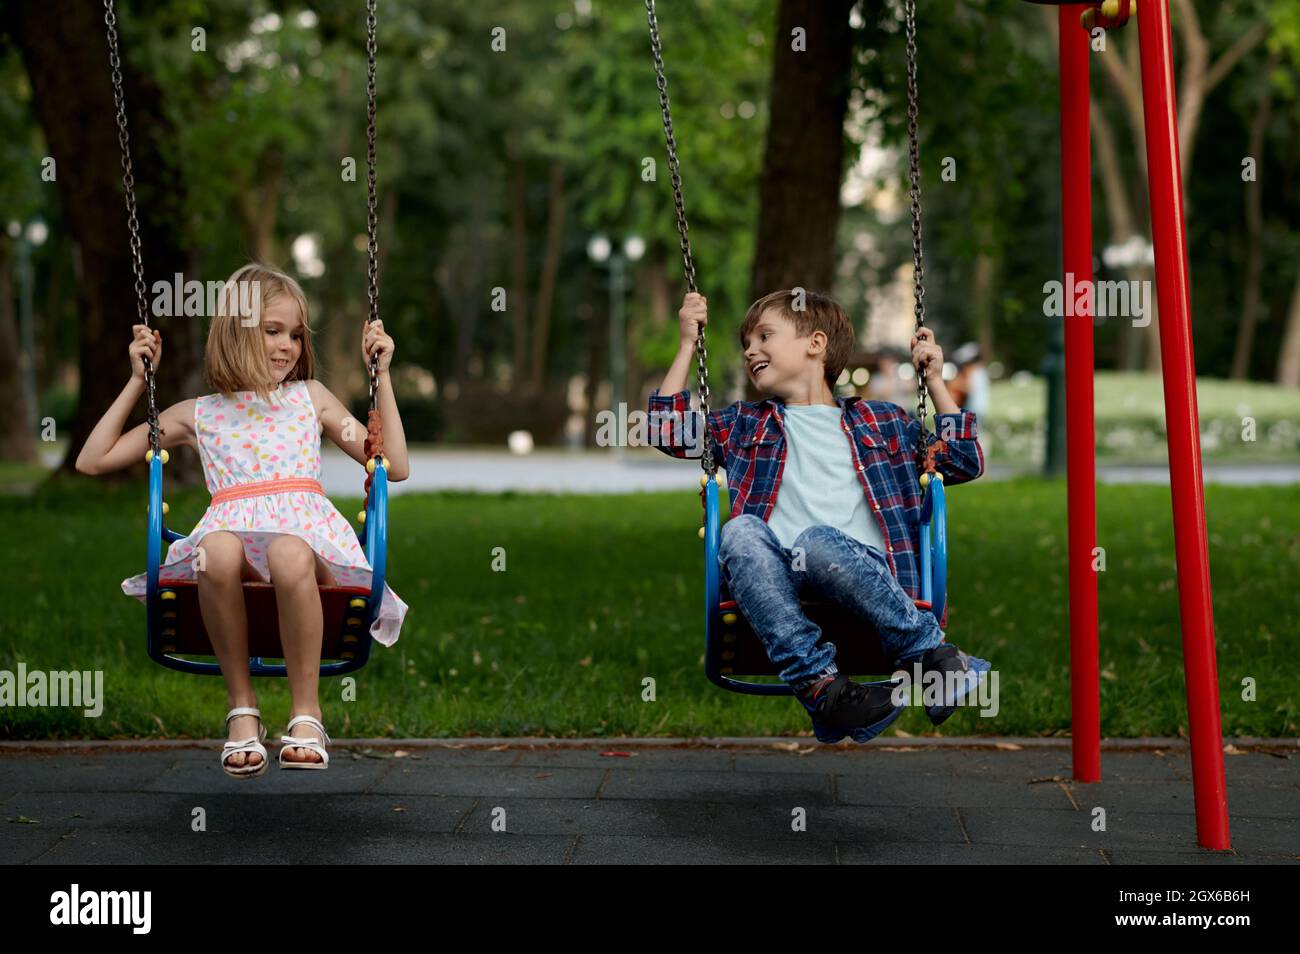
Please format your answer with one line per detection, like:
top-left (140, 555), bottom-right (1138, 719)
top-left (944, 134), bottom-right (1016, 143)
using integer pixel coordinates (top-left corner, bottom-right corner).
top-left (143, 454), bottom-right (389, 677)
top-left (106, 0), bottom-right (392, 680)
top-left (712, 592), bottom-right (946, 685)
top-left (153, 581), bottom-right (376, 666)
top-left (713, 591), bottom-right (895, 682)
top-left (701, 476), bottom-right (948, 695)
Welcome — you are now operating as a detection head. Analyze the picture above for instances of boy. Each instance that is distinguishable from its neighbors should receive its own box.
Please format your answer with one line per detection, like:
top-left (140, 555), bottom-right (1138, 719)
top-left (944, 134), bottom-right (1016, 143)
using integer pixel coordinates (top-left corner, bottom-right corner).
top-left (648, 289), bottom-right (990, 743)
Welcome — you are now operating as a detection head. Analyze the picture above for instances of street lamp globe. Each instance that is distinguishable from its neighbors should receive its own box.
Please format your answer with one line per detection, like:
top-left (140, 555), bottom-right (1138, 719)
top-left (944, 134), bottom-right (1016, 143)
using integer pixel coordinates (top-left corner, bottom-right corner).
top-left (586, 234), bottom-right (611, 263)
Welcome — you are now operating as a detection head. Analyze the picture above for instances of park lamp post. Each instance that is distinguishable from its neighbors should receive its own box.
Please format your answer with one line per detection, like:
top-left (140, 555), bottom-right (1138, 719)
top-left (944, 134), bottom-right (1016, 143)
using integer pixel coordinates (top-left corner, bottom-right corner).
top-left (1043, 288), bottom-right (1067, 477)
top-left (588, 233), bottom-right (645, 452)
top-left (8, 218), bottom-right (47, 436)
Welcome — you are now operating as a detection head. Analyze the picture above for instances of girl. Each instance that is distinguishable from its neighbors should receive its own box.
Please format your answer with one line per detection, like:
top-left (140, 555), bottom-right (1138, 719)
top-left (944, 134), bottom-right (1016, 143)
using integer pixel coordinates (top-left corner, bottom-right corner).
top-left (77, 263), bottom-right (410, 777)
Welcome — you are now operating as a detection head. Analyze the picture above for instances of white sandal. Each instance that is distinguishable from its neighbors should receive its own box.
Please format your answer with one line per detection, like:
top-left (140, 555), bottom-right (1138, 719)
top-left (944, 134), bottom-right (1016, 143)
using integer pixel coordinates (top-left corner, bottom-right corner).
top-left (221, 706), bottom-right (268, 779)
top-left (278, 714), bottom-right (331, 771)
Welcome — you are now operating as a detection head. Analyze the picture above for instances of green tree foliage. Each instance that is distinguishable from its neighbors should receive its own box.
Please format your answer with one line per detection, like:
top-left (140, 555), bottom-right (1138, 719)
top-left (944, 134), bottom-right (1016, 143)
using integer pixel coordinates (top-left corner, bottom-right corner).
top-left (5, 0), bottom-right (1297, 454)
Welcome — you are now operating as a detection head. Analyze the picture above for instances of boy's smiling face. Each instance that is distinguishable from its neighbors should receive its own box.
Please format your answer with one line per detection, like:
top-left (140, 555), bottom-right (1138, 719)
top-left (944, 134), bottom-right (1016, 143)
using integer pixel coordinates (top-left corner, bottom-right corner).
top-left (742, 307), bottom-right (829, 400)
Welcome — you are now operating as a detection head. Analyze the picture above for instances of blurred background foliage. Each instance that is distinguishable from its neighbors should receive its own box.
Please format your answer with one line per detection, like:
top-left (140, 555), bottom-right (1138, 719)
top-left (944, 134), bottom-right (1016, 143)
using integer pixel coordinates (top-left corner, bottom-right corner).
top-left (1, 0), bottom-right (1298, 464)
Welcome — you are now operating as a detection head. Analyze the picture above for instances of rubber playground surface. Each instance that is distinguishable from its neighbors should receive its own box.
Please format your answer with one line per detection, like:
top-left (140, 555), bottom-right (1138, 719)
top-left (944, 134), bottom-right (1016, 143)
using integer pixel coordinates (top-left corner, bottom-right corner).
top-left (2, 737), bottom-right (1295, 865)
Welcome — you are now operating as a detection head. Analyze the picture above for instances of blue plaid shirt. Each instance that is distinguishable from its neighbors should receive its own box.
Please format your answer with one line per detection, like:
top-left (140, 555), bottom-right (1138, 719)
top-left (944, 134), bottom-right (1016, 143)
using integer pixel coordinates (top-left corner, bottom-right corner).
top-left (647, 388), bottom-right (984, 600)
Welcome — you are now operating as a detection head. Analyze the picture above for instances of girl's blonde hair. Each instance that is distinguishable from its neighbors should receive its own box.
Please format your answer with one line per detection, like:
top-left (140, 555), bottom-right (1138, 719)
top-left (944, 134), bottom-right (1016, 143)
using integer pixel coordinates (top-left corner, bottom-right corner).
top-left (206, 263), bottom-right (316, 403)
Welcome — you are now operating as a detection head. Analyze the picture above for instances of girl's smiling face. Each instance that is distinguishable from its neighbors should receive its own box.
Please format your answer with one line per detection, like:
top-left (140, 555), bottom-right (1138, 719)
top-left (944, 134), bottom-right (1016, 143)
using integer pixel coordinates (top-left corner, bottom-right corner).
top-left (262, 298), bottom-right (305, 383)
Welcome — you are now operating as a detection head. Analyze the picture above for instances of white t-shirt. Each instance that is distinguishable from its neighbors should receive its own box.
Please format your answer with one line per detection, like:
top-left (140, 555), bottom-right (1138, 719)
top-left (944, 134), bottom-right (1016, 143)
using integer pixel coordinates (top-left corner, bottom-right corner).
top-left (765, 403), bottom-right (887, 554)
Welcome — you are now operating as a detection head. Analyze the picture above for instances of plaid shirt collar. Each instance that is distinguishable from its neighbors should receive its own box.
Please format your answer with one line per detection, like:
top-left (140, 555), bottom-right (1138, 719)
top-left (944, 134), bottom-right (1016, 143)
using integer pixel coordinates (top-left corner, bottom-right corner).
top-left (740, 394), bottom-right (890, 446)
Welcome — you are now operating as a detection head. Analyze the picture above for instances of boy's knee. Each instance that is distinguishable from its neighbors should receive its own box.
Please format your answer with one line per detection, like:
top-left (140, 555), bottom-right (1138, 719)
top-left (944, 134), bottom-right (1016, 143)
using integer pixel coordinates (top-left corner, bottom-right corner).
top-left (792, 525), bottom-right (841, 566)
top-left (720, 514), bottom-right (768, 557)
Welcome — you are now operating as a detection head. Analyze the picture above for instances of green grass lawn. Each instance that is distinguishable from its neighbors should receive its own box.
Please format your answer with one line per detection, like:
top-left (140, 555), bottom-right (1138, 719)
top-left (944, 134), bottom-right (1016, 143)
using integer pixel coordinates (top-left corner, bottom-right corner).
top-left (0, 477), bottom-right (1295, 740)
top-left (983, 372), bottom-right (1299, 463)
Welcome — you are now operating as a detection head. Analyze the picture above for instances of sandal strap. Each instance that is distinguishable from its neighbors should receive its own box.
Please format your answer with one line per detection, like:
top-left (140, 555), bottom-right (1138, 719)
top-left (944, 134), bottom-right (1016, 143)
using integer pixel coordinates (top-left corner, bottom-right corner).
top-left (279, 714), bottom-right (330, 767)
top-left (222, 738), bottom-right (267, 765)
top-left (277, 738), bottom-right (329, 767)
top-left (284, 714), bottom-right (330, 742)
top-left (279, 740), bottom-right (326, 755)
top-left (225, 708), bottom-right (267, 748)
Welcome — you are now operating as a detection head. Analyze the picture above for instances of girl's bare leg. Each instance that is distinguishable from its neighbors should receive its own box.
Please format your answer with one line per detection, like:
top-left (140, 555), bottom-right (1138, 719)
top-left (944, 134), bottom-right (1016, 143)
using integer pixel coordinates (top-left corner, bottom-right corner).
top-left (267, 536), bottom-right (336, 763)
top-left (196, 531), bottom-right (265, 768)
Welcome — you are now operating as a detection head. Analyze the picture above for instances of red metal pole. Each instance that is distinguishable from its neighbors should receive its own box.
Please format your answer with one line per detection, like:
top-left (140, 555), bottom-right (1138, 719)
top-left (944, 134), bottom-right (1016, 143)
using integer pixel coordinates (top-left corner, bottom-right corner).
top-left (1135, 0), bottom-right (1231, 850)
top-left (1059, 4), bottom-right (1100, 784)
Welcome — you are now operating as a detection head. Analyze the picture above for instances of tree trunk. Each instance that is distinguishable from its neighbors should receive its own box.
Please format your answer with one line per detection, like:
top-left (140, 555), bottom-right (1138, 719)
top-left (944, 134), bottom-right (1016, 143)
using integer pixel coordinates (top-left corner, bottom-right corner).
top-left (10, 0), bottom-right (198, 481)
top-left (972, 226), bottom-right (998, 362)
top-left (377, 188), bottom-right (397, 299)
top-left (1141, 269), bottom-right (1163, 374)
top-left (339, 186), bottom-right (400, 400)
top-left (0, 235), bottom-right (37, 462)
top-left (40, 243), bottom-right (66, 393)
top-left (648, 259), bottom-right (671, 329)
top-left (321, 185), bottom-right (398, 407)
top-left (749, 0), bottom-right (855, 300)
top-left (322, 255), bottom-right (361, 403)
top-left (321, 76), bottom-right (360, 402)
top-left (529, 160), bottom-right (566, 392)
top-left (236, 147), bottom-right (283, 262)
top-left (583, 300), bottom-right (605, 447)
top-left (1091, 100), bottom-right (1147, 370)
top-left (637, 261), bottom-right (674, 401)
top-left (1229, 54), bottom-right (1278, 380)
top-left (1092, 2), bottom-right (1268, 373)
top-left (437, 212), bottom-right (486, 391)
top-left (1276, 269), bottom-right (1300, 388)
top-left (508, 143), bottom-right (529, 385)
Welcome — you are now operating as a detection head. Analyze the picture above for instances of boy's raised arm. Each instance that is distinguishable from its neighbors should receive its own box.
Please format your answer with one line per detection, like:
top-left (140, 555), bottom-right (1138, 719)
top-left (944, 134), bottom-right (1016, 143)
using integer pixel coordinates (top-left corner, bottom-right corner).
top-left (659, 337), bottom-right (698, 397)
top-left (905, 328), bottom-right (984, 484)
top-left (925, 411), bottom-right (985, 484)
top-left (887, 402), bottom-right (984, 486)
top-left (647, 385), bottom-right (730, 464)
top-left (647, 292), bottom-right (729, 463)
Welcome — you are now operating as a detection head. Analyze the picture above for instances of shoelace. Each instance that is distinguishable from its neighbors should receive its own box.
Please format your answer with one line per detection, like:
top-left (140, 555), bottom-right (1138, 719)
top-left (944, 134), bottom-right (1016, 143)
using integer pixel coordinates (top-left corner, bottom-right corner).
top-left (822, 677), bottom-right (872, 710)
top-left (928, 645), bottom-right (969, 674)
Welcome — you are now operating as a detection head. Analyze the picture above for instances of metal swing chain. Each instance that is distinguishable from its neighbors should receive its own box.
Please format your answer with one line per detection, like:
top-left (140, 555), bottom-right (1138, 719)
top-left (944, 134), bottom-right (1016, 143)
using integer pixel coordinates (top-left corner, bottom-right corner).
top-left (103, 0), bottom-right (159, 455)
top-left (904, 0), bottom-right (931, 470)
top-left (359, 0), bottom-right (387, 512)
top-left (365, 0), bottom-right (380, 416)
top-left (645, 0), bottom-right (715, 478)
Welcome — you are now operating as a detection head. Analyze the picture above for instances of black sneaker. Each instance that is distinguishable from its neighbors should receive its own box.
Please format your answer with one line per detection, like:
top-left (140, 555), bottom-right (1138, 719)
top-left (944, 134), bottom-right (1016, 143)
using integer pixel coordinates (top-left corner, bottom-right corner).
top-left (916, 643), bottom-right (991, 726)
top-left (798, 674), bottom-right (905, 744)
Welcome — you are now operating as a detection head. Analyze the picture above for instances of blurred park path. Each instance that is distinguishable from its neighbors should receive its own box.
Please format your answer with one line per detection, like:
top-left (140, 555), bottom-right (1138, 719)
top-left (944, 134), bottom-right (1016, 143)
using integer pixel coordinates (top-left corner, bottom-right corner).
top-left (316, 446), bottom-right (1300, 497)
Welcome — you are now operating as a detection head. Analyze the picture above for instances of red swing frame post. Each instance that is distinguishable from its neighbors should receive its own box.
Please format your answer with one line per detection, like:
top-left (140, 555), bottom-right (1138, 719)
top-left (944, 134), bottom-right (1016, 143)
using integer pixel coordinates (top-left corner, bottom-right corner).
top-left (1054, 1), bottom-right (1230, 850)
top-left (1057, 4), bottom-right (1100, 787)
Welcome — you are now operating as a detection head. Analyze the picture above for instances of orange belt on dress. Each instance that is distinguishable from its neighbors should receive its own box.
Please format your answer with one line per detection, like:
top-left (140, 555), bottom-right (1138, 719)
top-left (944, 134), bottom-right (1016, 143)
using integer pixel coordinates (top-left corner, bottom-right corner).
top-left (211, 477), bottom-right (325, 505)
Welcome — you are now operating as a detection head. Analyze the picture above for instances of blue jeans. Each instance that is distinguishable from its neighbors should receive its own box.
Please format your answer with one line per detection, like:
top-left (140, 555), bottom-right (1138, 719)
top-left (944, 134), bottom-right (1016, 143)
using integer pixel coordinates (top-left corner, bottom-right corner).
top-left (717, 515), bottom-right (944, 689)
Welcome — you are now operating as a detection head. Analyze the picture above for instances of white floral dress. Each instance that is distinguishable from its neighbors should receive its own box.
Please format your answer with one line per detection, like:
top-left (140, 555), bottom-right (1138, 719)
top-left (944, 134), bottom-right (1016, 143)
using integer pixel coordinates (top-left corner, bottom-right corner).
top-left (121, 379), bottom-right (408, 646)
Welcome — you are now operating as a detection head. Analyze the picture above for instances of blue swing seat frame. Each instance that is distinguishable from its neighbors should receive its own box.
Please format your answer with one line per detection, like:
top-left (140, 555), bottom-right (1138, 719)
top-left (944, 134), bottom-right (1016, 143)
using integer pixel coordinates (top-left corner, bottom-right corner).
top-left (143, 454), bottom-right (388, 677)
top-left (702, 474), bottom-right (947, 695)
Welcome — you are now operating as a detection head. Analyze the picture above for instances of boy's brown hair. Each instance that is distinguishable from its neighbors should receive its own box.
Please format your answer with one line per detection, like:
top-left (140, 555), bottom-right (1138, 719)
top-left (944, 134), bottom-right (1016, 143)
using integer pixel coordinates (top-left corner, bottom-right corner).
top-left (206, 263), bottom-right (317, 404)
top-left (739, 289), bottom-right (855, 387)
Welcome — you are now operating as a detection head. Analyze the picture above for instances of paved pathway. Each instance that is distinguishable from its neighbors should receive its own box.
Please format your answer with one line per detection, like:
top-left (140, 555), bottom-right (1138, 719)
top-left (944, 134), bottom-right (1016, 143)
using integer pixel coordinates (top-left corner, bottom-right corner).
top-left (317, 447), bottom-right (1300, 497)
top-left (2, 738), bottom-right (1294, 864)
